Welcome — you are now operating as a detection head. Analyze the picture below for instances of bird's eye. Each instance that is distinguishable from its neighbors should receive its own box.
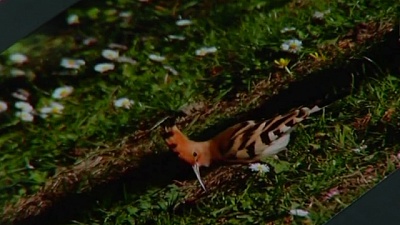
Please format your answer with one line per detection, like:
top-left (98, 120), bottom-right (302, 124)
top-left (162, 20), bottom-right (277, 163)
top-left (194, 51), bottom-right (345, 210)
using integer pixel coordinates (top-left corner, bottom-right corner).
top-left (192, 152), bottom-right (198, 157)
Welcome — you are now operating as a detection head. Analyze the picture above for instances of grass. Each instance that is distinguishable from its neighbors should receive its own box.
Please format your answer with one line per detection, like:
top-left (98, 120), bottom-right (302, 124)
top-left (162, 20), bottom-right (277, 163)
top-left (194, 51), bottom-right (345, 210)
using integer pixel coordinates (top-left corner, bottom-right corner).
top-left (0, 0), bottom-right (398, 224)
top-left (75, 74), bottom-right (400, 225)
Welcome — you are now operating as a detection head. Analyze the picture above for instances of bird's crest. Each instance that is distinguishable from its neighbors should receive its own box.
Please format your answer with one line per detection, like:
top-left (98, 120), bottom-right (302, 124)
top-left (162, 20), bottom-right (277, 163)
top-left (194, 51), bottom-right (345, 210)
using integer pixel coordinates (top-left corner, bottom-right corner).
top-left (162, 123), bottom-right (197, 165)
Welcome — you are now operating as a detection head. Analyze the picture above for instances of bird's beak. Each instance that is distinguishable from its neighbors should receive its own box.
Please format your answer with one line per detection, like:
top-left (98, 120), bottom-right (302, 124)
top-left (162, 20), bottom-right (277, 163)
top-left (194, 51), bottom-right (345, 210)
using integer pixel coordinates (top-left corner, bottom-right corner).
top-left (192, 163), bottom-right (207, 191)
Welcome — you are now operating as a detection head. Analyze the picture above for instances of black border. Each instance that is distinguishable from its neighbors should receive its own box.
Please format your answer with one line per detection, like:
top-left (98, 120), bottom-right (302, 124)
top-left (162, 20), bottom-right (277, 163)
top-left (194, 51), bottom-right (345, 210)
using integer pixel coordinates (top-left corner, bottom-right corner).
top-left (0, 0), bottom-right (80, 53)
top-left (325, 169), bottom-right (400, 225)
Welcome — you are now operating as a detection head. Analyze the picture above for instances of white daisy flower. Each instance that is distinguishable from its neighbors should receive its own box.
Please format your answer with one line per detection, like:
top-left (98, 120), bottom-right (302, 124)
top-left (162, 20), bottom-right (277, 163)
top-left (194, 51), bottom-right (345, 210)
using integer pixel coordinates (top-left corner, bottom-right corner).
top-left (249, 163), bottom-right (270, 173)
top-left (49, 102), bottom-right (65, 114)
top-left (351, 144), bottom-right (367, 153)
top-left (116, 56), bottom-right (137, 65)
top-left (313, 9), bottom-right (330, 20)
top-left (12, 89), bottom-right (30, 101)
top-left (60, 58), bottom-right (86, 69)
top-left (114, 97), bottom-right (134, 109)
top-left (16, 111), bottom-right (34, 122)
top-left (40, 113), bottom-right (49, 119)
top-left (148, 54), bottom-right (166, 62)
top-left (67, 14), bottom-right (80, 25)
top-left (12, 93), bottom-right (28, 101)
top-left (280, 27), bottom-right (296, 33)
top-left (15, 101), bottom-right (33, 112)
top-left (108, 43), bottom-right (128, 50)
top-left (119, 11), bottom-right (132, 18)
top-left (9, 53), bottom-right (28, 64)
top-left (281, 39), bottom-right (303, 53)
top-left (39, 107), bottom-right (52, 114)
top-left (101, 49), bottom-right (119, 61)
top-left (163, 65), bottom-right (179, 76)
top-left (40, 102), bottom-right (65, 115)
top-left (10, 68), bottom-right (26, 76)
top-left (0, 101), bottom-right (8, 113)
top-left (195, 46), bottom-right (217, 56)
top-left (94, 63), bottom-right (115, 73)
top-left (289, 209), bottom-right (310, 217)
top-left (167, 35), bottom-right (186, 41)
top-left (83, 37), bottom-right (97, 46)
top-left (313, 11), bottom-right (325, 20)
top-left (176, 19), bottom-right (192, 26)
top-left (52, 86), bottom-right (74, 99)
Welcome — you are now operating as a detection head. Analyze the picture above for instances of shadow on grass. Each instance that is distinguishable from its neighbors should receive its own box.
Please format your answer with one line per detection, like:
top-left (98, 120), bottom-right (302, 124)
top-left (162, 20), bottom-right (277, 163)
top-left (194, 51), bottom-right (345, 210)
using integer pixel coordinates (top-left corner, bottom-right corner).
top-left (15, 150), bottom-right (191, 225)
top-left (198, 25), bottom-right (400, 140)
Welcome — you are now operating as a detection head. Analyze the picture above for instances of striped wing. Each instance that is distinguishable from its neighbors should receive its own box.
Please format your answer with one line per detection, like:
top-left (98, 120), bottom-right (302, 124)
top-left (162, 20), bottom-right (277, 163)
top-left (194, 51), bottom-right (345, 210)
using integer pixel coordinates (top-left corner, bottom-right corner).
top-left (215, 106), bottom-right (319, 160)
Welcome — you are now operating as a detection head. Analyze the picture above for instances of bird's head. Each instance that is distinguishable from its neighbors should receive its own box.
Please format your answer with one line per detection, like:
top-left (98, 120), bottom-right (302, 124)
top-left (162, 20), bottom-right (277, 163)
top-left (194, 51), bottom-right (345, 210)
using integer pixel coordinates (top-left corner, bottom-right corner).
top-left (162, 124), bottom-right (211, 191)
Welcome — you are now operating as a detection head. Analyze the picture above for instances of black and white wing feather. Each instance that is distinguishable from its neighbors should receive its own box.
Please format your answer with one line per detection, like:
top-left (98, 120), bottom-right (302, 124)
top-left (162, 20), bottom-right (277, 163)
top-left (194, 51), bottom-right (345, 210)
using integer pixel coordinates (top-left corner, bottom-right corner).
top-left (212, 105), bottom-right (321, 161)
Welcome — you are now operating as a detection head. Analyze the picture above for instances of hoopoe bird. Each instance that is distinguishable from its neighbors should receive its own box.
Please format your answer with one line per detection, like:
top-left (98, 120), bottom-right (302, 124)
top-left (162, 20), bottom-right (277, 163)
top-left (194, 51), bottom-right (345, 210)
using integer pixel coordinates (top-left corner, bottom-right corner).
top-left (162, 105), bottom-right (322, 191)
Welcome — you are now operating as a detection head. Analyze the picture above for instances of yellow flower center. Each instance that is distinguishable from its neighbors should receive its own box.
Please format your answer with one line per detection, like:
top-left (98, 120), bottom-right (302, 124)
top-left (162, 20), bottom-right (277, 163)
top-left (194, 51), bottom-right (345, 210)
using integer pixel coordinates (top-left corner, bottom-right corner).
top-left (52, 107), bottom-right (61, 114)
top-left (67, 60), bottom-right (76, 66)
top-left (122, 100), bottom-right (130, 107)
top-left (60, 90), bottom-right (69, 97)
top-left (289, 43), bottom-right (298, 49)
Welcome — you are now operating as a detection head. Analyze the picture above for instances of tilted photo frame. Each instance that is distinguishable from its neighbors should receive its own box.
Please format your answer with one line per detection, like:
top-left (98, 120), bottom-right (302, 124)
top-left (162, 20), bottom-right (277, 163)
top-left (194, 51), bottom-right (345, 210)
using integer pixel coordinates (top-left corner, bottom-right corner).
top-left (0, 1), bottom-right (399, 225)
